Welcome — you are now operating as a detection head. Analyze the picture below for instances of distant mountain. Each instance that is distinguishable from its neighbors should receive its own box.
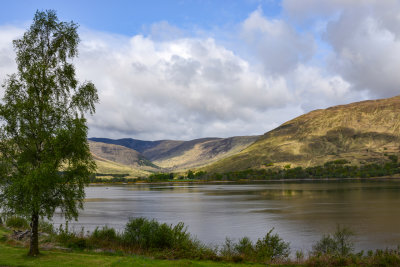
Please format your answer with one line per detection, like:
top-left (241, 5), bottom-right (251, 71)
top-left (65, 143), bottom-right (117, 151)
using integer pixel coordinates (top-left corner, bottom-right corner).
top-left (89, 141), bottom-right (159, 177)
top-left (89, 141), bottom-right (157, 168)
top-left (205, 95), bottom-right (400, 173)
top-left (89, 138), bottom-right (170, 153)
top-left (89, 136), bottom-right (259, 172)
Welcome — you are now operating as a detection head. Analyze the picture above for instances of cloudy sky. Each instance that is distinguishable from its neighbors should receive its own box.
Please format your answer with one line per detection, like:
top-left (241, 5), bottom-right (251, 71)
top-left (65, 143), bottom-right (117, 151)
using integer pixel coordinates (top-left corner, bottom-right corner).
top-left (0, 0), bottom-right (399, 140)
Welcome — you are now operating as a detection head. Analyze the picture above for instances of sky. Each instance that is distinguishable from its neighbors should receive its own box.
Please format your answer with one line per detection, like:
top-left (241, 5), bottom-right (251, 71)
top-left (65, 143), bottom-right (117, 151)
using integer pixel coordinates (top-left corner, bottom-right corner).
top-left (0, 0), bottom-right (399, 140)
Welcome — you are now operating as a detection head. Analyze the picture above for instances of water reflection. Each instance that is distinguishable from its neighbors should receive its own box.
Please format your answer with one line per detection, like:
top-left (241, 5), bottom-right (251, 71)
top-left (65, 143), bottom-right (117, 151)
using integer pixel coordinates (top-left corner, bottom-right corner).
top-left (53, 180), bottom-right (400, 253)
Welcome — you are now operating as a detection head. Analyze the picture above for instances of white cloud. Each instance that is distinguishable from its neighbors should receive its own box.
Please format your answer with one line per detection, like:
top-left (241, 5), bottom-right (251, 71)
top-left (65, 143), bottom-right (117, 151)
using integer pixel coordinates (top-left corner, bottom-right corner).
top-left (0, 8), bottom-right (378, 140)
top-left (283, 0), bottom-right (400, 98)
top-left (77, 33), bottom-right (296, 139)
top-left (240, 9), bottom-right (315, 75)
top-left (0, 26), bottom-right (22, 95)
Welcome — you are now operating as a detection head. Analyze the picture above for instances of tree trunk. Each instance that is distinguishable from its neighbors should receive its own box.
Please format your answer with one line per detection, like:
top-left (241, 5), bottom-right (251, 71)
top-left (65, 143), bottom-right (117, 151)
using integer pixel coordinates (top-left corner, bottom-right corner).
top-left (28, 212), bottom-right (39, 256)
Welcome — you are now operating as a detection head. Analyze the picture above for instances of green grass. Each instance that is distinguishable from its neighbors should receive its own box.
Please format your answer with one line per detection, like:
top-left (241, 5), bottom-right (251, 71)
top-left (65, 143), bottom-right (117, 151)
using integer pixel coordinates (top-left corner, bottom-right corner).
top-left (0, 245), bottom-right (265, 267)
top-left (94, 158), bottom-right (151, 178)
top-left (0, 227), bottom-right (279, 267)
top-left (0, 244), bottom-right (276, 267)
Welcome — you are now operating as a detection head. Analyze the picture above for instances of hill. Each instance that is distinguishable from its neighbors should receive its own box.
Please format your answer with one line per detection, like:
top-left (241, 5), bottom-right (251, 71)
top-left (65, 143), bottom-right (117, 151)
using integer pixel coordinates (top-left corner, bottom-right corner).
top-left (89, 136), bottom-right (259, 171)
top-left (205, 95), bottom-right (400, 173)
top-left (89, 141), bottom-right (159, 177)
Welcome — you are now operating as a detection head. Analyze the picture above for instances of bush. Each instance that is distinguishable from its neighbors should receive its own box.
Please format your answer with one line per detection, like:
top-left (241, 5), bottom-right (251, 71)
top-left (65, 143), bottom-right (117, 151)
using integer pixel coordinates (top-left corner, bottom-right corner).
top-left (220, 238), bottom-right (236, 260)
top-left (312, 234), bottom-right (338, 255)
top-left (5, 216), bottom-right (29, 229)
top-left (235, 237), bottom-right (254, 257)
top-left (39, 220), bottom-right (55, 234)
top-left (56, 222), bottom-right (87, 250)
top-left (312, 225), bottom-right (355, 257)
top-left (372, 248), bottom-right (400, 266)
top-left (91, 226), bottom-right (118, 242)
top-left (218, 229), bottom-right (290, 263)
top-left (89, 226), bottom-right (121, 248)
top-left (123, 217), bottom-right (191, 250)
top-left (254, 228), bottom-right (290, 262)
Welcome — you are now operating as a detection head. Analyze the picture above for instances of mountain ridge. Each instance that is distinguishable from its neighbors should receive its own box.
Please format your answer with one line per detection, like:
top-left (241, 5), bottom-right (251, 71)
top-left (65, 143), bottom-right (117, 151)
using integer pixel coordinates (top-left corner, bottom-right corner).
top-left (204, 95), bottom-right (400, 173)
top-left (89, 135), bottom-right (259, 173)
top-left (90, 95), bottom-right (400, 176)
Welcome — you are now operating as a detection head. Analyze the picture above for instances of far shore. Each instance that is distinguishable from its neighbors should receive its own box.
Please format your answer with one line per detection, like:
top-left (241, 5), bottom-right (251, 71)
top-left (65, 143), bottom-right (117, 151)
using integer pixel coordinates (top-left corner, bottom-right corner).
top-left (89, 175), bottom-right (400, 186)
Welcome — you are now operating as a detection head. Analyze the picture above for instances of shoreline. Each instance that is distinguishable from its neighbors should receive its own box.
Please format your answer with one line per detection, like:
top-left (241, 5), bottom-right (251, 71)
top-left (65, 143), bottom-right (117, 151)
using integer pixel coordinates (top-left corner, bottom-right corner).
top-left (89, 175), bottom-right (400, 186)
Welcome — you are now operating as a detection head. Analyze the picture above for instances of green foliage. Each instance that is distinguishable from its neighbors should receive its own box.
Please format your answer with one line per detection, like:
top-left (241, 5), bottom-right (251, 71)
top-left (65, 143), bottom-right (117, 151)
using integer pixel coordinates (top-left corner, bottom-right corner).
top-left (90, 176), bottom-right (139, 183)
top-left (5, 216), bottom-right (29, 229)
top-left (219, 229), bottom-right (290, 263)
top-left (324, 159), bottom-right (350, 166)
top-left (254, 228), bottom-right (290, 261)
top-left (220, 238), bottom-right (236, 260)
top-left (91, 226), bottom-right (118, 242)
top-left (56, 222), bottom-right (87, 250)
top-left (312, 225), bottom-right (355, 257)
top-left (296, 250), bottom-right (304, 262)
top-left (194, 171), bottom-right (207, 178)
top-left (312, 234), bottom-right (338, 255)
top-left (3, 220), bottom-right (400, 266)
top-left (388, 155), bottom-right (398, 163)
top-left (95, 173), bottom-right (130, 178)
top-left (187, 170), bottom-right (195, 179)
top-left (0, 10), bottom-right (98, 255)
top-left (235, 237), bottom-right (254, 257)
top-left (39, 220), bottom-right (55, 235)
top-left (148, 173), bottom-right (174, 182)
top-left (193, 157), bottom-right (400, 181)
top-left (123, 217), bottom-right (191, 250)
top-left (89, 226), bottom-right (121, 248)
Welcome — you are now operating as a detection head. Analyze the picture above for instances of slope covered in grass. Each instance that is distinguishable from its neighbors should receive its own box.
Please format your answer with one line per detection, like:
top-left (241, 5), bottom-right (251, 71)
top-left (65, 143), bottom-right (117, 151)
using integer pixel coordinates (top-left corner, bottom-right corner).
top-left (206, 95), bottom-right (400, 173)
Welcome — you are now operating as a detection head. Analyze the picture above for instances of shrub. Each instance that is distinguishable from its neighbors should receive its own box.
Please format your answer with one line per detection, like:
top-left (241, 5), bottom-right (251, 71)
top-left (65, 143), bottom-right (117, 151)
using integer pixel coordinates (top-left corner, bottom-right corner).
top-left (89, 226), bottom-right (121, 248)
top-left (220, 238), bottom-right (236, 260)
top-left (56, 222), bottom-right (87, 250)
top-left (123, 217), bottom-right (191, 250)
top-left (312, 225), bottom-right (354, 257)
top-left (235, 237), bottom-right (254, 258)
top-left (333, 225), bottom-right (355, 256)
top-left (254, 228), bottom-right (290, 262)
top-left (296, 250), bottom-right (304, 263)
top-left (5, 216), bottom-right (29, 229)
top-left (312, 234), bottom-right (338, 255)
top-left (372, 248), bottom-right (400, 266)
top-left (91, 226), bottom-right (118, 242)
top-left (219, 231), bottom-right (290, 263)
top-left (39, 220), bottom-right (55, 234)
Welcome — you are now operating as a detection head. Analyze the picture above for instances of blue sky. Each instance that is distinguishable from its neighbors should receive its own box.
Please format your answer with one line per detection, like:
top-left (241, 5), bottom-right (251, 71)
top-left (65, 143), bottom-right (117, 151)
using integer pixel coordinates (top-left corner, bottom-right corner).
top-left (1, 0), bottom-right (282, 35)
top-left (0, 1), bottom-right (399, 140)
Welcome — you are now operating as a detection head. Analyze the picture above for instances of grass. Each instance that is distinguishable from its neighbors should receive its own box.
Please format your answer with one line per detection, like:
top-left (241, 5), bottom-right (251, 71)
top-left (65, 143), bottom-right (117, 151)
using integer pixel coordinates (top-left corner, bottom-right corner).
top-left (94, 158), bottom-right (151, 178)
top-left (2, 220), bottom-right (400, 267)
top-left (0, 222), bottom-right (284, 267)
top-left (0, 226), bottom-right (271, 267)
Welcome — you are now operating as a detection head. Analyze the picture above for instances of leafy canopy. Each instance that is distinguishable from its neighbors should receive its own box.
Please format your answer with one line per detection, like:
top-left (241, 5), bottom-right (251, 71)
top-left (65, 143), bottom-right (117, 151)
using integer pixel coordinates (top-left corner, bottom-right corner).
top-left (0, 10), bottom-right (99, 221)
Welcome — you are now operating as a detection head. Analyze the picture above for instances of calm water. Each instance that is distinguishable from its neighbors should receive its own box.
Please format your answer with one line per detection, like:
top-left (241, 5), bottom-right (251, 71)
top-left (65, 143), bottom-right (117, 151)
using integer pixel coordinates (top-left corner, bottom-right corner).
top-left (53, 180), bottom-right (400, 253)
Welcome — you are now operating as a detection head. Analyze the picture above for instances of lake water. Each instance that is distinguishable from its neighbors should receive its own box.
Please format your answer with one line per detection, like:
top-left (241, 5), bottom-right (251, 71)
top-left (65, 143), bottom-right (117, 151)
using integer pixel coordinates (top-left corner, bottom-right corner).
top-left (53, 180), bottom-right (400, 253)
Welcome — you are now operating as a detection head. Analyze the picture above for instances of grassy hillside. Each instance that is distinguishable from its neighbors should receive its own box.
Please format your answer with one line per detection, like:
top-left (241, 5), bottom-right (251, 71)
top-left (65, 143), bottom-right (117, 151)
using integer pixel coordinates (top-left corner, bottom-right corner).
top-left (205, 95), bottom-right (400, 173)
top-left (89, 138), bottom-right (173, 153)
top-left (89, 136), bottom-right (259, 172)
top-left (152, 136), bottom-right (259, 170)
top-left (89, 141), bottom-right (160, 177)
top-left (92, 154), bottom-right (152, 178)
top-left (89, 141), bottom-right (157, 168)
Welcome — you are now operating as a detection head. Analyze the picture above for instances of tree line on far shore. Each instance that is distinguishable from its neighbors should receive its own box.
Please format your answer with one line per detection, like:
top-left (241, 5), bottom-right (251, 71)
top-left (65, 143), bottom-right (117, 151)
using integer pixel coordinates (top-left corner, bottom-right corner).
top-left (91, 155), bottom-right (400, 183)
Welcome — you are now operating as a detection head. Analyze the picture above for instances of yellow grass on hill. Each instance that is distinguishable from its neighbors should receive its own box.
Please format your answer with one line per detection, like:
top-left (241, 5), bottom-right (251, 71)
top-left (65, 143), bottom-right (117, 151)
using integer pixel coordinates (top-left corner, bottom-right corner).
top-left (205, 95), bottom-right (400, 173)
